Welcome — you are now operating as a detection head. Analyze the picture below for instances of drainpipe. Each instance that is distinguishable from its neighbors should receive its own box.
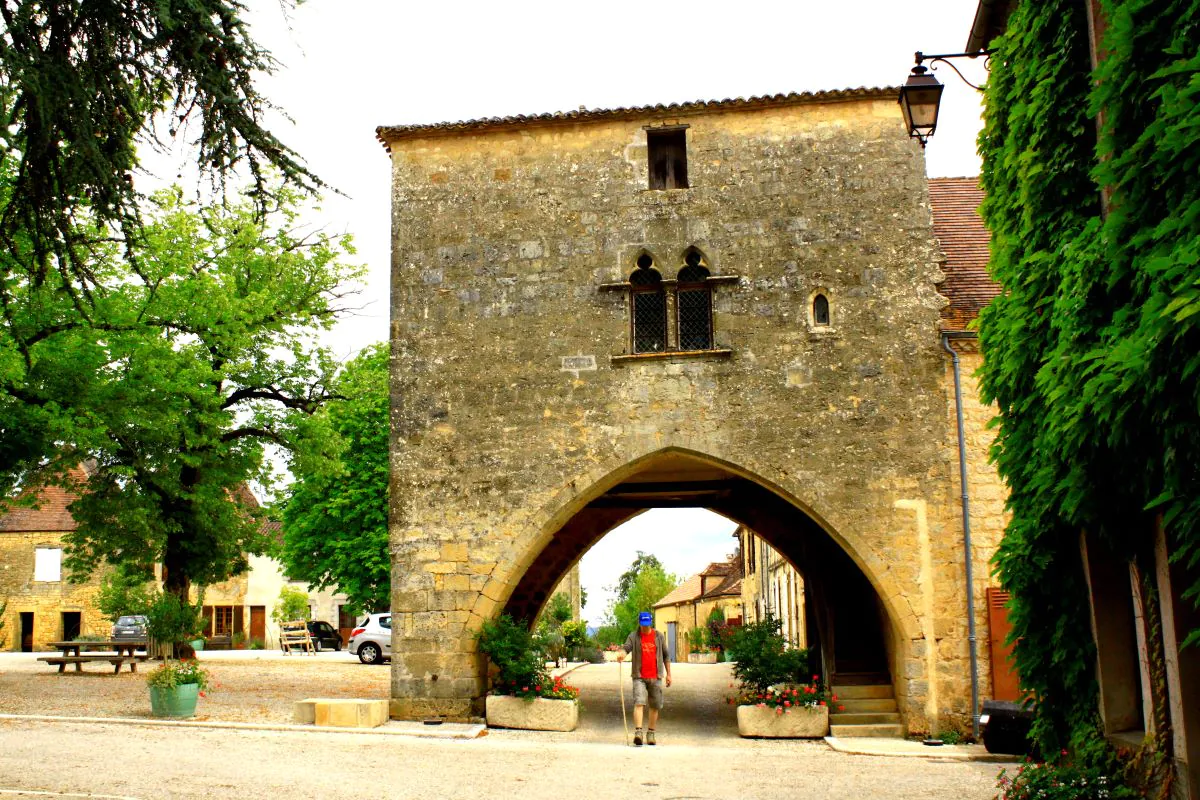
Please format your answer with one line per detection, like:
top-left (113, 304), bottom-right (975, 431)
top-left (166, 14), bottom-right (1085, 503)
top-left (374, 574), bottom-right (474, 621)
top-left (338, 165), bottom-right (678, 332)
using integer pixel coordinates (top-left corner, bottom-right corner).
top-left (942, 332), bottom-right (981, 740)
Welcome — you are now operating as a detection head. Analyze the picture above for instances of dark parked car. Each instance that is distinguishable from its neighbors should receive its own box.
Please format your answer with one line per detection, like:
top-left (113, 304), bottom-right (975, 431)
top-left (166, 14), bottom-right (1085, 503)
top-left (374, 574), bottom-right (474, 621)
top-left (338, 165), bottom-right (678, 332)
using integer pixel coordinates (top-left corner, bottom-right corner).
top-left (111, 615), bottom-right (148, 642)
top-left (306, 620), bottom-right (343, 652)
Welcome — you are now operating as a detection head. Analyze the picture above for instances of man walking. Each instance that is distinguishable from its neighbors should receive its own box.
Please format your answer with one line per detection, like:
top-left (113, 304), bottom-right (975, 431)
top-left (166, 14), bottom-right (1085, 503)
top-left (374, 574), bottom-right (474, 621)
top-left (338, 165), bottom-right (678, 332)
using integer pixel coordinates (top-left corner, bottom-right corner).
top-left (617, 611), bottom-right (672, 746)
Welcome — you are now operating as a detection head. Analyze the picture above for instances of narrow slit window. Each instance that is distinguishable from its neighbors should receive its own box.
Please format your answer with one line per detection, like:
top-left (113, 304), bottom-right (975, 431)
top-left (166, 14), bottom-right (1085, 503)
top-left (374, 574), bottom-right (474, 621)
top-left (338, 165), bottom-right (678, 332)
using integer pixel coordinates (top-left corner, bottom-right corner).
top-left (630, 256), bottom-right (667, 353)
top-left (648, 129), bottom-right (688, 190)
top-left (677, 252), bottom-right (713, 350)
top-left (813, 293), bottom-right (831, 326)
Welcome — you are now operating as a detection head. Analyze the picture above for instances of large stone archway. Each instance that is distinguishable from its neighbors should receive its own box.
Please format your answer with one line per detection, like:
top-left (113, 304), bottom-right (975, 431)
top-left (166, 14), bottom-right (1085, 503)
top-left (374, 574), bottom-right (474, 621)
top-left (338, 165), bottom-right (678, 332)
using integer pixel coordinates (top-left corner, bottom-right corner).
top-left (502, 448), bottom-right (916, 690)
top-left (383, 90), bottom-right (993, 731)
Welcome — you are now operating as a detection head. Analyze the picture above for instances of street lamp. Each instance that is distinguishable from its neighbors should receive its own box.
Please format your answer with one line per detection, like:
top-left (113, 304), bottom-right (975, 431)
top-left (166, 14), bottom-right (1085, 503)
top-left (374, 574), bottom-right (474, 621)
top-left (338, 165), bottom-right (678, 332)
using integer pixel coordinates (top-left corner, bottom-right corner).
top-left (898, 64), bottom-right (944, 147)
top-left (898, 51), bottom-right (990, 146)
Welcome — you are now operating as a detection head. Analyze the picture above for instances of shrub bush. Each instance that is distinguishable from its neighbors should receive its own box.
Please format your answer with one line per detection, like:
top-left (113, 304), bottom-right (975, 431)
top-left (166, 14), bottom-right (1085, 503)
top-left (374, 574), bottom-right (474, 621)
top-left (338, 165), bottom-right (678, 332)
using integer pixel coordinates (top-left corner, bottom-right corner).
top-left (724, 616), bottom-right (809, 693)
top-left (477, 614), bottom-right (554, 697)
top-left (996, 759), bottom-right (1137, 800)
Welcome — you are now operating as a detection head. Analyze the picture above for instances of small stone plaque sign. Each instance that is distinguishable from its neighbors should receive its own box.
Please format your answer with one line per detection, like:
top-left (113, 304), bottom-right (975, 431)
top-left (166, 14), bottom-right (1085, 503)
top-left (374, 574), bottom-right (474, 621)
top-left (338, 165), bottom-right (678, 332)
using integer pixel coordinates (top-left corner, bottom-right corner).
top-left (560, 355), bottom-right (597, 373)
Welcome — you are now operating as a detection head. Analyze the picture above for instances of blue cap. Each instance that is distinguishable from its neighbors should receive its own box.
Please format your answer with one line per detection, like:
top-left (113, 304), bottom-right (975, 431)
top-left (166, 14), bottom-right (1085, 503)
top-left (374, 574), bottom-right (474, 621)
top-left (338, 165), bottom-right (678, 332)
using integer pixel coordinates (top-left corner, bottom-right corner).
top-left (639, 611), bottom-right (653, 626)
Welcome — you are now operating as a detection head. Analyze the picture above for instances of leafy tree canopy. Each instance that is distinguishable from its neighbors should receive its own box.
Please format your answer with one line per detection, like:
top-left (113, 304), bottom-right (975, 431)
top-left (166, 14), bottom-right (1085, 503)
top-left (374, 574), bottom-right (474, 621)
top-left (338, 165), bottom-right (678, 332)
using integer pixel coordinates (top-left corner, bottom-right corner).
top-left (605, 552), bottom-right (677, 642)
top-left (0, 0), bottom-right (322, 306)
top-left (280, 343), bottom-right (389, 613)
top-left (272, 586), bottom-right (311, 624)
top-left (0, 182), bottom-right (359, 597)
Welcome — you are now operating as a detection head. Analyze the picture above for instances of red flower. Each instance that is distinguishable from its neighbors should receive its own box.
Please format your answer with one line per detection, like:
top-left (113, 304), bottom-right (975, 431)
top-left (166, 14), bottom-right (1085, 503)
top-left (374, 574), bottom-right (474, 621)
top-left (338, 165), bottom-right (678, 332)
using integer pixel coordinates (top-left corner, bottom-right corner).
top-left (784, 700), bottom-right (791, 707)
top-left (838, 705), bottom-right (845, 711)
top-left (818, 700), bottom-right (826, 706)
top-left (535, 685), bottom-right (542, 692)
top-left (812, 675), bottom-right (819, 681)
top-left (522, 686), bottom-right (529, 692)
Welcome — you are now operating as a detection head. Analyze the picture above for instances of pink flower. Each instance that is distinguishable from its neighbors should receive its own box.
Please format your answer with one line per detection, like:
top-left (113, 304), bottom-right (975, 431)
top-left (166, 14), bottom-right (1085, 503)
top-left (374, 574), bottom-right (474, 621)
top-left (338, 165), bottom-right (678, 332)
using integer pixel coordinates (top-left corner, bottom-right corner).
top-left (784, 701), bottom-right (791, 707)
top-left (535, 686), bottom-right (542, 692)
top-left (522, 686), bottom-right (529, 692)
top-left (818, 700), bottom-right (826, 706)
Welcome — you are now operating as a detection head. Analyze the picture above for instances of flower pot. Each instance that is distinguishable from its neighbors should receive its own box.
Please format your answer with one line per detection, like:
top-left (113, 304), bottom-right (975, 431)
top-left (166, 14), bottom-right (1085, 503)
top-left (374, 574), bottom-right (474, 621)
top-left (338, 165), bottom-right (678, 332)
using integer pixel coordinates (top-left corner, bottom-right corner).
top-left (736, 703), bottom-right (829, 738)
top-left (189, 639), bottom-right (205, 651)
top-left (149, 683), bottom-right (201, 718)
top-left (485, 695), bottom-right (578, 732)
top-left (688, 652), bottom-right (718, 664)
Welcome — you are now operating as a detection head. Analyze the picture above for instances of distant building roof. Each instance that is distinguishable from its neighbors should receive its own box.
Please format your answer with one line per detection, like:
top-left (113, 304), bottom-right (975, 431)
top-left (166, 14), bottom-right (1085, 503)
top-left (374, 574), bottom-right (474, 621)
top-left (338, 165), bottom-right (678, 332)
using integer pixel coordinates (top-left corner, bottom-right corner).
top-left (0, 466), bottom-right (89, 533)
top-left (929, 176), bottom-right (997, 330)
top-left (376, 86), bottom-right (899, 147)
top-left (654, 557), bottom-right (743, 608)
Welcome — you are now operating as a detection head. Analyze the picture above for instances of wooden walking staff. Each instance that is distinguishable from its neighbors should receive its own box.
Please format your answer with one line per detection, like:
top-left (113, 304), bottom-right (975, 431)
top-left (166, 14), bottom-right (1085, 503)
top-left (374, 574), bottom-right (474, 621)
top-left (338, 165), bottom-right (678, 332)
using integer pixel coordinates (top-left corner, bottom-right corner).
top-left (618, 658), bottom-right (629, 746)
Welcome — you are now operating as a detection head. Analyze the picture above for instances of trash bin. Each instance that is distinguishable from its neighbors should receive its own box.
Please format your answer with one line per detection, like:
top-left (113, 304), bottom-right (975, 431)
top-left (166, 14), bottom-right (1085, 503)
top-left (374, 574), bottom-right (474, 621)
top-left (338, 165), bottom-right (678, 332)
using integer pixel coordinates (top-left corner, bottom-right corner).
top-left (980, 699), bottom-right (1034, 756)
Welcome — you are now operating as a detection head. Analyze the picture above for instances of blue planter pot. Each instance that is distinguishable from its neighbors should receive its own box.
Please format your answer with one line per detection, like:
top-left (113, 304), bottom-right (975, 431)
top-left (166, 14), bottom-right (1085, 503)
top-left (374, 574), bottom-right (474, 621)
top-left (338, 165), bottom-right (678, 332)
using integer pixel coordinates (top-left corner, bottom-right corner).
top-left (189, 639), bottom-right (205, 651)
top-left (149, 683), bottom-right (200, 718)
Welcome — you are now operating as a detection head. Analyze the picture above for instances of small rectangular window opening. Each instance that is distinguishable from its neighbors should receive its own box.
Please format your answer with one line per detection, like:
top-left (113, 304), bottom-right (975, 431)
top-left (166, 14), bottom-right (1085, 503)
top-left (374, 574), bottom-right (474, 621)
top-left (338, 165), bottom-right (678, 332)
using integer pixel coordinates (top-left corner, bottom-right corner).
top-left (648, 129), bottom-right (688, 190)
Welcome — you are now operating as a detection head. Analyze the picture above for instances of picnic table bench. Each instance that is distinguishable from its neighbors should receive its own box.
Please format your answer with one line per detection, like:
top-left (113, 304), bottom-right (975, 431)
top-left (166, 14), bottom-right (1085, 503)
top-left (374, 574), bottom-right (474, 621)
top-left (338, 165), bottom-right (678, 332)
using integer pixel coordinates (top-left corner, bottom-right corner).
top-left (40, 640), bottom-right (151, 674)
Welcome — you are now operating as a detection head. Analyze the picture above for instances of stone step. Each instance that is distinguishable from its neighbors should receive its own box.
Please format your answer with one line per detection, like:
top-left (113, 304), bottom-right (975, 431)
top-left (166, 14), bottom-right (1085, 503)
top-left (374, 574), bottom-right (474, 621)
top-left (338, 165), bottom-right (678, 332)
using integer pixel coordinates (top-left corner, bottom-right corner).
top-left (832, 684), bottom-right (894, 700)
top-left (829, 712), bottom-right (902, 726)
top-left (830, 723), bottom-right (906, 738)
top-left (836, 698), bottom-right (899, 713)
top-left (832, 672), bottom-right (891, 686)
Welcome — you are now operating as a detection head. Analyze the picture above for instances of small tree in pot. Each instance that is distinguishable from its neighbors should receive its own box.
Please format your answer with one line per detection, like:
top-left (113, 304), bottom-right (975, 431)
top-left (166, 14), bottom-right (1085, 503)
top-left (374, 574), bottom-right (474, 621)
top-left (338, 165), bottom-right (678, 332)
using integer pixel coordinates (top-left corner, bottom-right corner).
top-left (477, 614), bottom-right (579, 731)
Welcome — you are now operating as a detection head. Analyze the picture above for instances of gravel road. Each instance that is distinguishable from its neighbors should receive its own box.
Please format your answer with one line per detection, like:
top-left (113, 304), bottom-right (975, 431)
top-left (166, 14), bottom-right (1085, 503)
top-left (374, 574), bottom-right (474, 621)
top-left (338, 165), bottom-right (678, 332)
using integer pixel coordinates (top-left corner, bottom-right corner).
top-left (0, 655), bottom-right (1007, 799)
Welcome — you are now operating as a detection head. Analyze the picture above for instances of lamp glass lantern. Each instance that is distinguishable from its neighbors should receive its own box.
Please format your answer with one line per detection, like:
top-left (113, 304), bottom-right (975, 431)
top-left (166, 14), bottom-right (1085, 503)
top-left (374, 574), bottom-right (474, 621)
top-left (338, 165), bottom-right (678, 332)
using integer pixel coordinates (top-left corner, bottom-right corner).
top-left (898, 65), bottom-right (944, 144)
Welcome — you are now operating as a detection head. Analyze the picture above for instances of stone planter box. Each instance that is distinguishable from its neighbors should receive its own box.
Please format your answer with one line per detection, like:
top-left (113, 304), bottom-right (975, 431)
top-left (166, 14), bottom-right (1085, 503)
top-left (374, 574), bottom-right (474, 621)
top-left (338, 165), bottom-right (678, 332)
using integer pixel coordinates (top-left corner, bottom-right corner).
top-left (736, 704), bottom-right (829, 738)
top-left (688, 652), bottom-right (718, 664)
top-left (485, 695), bottom-right (578, 732)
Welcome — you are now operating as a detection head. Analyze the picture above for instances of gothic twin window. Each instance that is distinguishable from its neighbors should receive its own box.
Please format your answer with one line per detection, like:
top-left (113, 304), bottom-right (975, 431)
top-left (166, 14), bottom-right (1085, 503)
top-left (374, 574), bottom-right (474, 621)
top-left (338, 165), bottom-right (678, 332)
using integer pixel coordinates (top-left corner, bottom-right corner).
top-left (629, 251), bottom-right (714, 354)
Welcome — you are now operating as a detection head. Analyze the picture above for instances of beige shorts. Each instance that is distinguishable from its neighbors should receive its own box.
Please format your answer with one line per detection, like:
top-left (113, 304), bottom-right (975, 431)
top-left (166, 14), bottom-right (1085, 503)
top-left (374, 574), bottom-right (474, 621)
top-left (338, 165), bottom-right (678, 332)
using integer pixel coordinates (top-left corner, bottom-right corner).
top-left (632, 678), bottom-right (664, 709)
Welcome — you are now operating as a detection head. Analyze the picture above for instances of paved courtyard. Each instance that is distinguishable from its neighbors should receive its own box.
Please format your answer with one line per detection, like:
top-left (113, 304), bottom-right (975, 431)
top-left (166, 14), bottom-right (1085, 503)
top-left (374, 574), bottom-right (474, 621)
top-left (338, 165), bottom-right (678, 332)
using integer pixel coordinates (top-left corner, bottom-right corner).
top-left (0, 655), bottom-right (1009, 798)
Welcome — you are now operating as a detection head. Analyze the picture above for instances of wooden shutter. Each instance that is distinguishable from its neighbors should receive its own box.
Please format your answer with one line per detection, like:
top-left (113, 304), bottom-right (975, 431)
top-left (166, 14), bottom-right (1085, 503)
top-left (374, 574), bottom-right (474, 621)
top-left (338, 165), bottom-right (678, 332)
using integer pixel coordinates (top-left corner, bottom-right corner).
top-left (987, 588), bottom-right (1022, 701)
top-left (201, 606), bottom-right (214, 637)
top-left (233, 605), bottom-right (245, 635)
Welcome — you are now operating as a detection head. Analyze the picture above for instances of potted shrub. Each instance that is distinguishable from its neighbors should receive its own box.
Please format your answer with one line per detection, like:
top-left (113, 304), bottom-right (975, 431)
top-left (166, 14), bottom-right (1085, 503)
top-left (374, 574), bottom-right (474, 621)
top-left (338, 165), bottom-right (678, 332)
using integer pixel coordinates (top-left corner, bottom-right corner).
top-left (725, 616), bottom-right (833, 738)
top-left (231, 631), bottom-right (247, 650)
top-left (477, 614), bottom-right (580, 732)
top-left (146, 659), bottom-right (210, 718)
top-left (686, 627), bottom-right (716, 663)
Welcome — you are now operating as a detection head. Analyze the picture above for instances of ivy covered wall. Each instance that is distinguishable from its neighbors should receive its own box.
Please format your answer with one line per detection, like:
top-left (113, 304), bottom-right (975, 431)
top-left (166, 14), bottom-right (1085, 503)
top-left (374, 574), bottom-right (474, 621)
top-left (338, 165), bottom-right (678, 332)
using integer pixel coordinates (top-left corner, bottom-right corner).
top-left (978, 0), bottom-right (1200, 764)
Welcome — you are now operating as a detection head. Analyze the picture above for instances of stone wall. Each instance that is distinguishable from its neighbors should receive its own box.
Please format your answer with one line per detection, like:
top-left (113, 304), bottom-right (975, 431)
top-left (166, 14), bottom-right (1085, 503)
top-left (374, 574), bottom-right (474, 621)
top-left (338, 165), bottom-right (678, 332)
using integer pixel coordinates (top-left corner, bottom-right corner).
top-left (0, 531), bottom-right (108, 650)
top-left (384, 91), bottom-right (997, 728)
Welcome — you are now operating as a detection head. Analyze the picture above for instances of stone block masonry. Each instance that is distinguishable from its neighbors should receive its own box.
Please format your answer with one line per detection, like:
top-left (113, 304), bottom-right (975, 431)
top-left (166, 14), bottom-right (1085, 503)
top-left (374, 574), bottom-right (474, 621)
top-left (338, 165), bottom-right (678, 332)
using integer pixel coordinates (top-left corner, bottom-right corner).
top-left (381, 89), bottom-right (1002, 730)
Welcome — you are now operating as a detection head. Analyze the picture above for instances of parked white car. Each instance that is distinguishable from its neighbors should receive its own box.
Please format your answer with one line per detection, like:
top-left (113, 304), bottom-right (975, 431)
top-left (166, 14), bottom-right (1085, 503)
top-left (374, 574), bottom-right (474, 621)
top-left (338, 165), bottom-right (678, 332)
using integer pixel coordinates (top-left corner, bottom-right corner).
top-left (348, 613), bottom-right (391, 664)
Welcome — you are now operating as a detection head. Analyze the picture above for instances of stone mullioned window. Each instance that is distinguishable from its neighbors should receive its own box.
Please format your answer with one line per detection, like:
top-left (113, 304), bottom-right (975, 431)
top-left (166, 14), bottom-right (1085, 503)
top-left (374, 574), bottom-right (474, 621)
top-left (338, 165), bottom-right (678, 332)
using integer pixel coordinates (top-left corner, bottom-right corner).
top-left (602, 250), bottom-right (737, 361)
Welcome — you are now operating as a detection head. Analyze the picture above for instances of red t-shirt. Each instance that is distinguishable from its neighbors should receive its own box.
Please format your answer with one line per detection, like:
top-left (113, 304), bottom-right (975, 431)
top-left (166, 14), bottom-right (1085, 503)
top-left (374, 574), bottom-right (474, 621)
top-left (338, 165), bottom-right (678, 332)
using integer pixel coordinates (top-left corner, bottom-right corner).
top-left (639, 632), bottom-right (658, 679)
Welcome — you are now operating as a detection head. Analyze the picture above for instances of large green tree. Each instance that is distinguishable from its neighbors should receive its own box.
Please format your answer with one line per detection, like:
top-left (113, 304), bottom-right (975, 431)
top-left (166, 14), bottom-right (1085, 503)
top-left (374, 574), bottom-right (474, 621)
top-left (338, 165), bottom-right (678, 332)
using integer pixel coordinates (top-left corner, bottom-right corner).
top-left (1, 183), bottom-right (358, 597)
top-left (604, 551), bottom-right (677, 641)
top-left (280, 343), bottom-right (390, 613)
top-left (0, 0), bottom-right (321, 303)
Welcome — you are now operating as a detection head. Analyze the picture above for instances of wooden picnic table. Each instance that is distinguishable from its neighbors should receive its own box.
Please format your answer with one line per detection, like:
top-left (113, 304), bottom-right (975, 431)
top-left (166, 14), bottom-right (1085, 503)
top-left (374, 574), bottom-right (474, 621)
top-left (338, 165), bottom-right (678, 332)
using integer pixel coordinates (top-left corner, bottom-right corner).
top-left (40, 640), bottom-right (150, 674)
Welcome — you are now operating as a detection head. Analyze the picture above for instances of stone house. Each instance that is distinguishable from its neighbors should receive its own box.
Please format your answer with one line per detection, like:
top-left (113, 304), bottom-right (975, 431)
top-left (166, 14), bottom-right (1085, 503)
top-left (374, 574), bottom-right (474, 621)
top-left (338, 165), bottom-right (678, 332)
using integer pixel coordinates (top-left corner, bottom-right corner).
top-left (0, 467), bottom-right (108, 650)
top-left (379, 85), bottom-right (1009, 733)
top-left (739, 525), bottom-right (808, 649)
top-left (652, 554), bottom-right (743, 662)
top-left (0, 471), bottom-right (350, 650)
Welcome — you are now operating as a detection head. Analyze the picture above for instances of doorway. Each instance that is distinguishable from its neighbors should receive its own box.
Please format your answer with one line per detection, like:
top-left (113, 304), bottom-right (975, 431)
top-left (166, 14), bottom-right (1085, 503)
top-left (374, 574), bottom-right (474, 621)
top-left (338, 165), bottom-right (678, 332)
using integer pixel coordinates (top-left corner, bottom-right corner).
top-left (667, 621), bottom-right (678, 662)
top-left (19, 612), bottom-right (34, 652)
top-left (61, 611), bottom-right (81, 642)
top-left (249, 606), bottom-right (266, 642)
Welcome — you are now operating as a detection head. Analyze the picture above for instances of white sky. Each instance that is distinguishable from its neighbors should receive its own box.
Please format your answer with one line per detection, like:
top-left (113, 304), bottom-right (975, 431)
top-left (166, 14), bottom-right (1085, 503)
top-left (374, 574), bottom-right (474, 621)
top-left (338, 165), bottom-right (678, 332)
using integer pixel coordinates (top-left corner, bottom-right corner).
top-left (184, 0), bottom-right (989, 624)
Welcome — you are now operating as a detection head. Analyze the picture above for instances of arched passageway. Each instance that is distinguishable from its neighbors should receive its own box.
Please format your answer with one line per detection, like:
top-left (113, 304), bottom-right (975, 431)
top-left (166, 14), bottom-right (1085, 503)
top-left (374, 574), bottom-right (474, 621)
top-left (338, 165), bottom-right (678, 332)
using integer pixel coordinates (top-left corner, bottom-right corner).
top-left (505, 450), bottom-right (896, 685)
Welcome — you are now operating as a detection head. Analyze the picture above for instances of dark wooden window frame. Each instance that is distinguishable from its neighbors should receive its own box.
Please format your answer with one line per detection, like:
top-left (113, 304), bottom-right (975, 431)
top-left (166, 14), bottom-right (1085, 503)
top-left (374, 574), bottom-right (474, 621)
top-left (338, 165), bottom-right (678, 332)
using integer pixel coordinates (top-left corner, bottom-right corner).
top-left (646, 125), bottom-right (690, 190)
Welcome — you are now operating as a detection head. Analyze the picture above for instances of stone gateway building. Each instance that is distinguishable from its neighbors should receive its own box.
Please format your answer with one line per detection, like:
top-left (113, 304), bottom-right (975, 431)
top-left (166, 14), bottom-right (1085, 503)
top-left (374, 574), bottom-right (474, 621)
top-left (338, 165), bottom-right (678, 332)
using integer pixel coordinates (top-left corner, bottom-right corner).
top-left (377, 86), bottom-right (1006, 733)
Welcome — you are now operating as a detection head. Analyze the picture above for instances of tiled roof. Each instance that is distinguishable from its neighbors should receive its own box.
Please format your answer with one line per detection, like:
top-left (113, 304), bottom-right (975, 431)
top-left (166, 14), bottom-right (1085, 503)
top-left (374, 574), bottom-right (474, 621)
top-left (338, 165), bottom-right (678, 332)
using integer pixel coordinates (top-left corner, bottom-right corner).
top-left (929, 176), bottom-right (997, 330)
top-left (654, 574), bottom-right (704, 608)
top-left (0, 467), bottom-right (89, 532)
top-left (376, 86), bottom-right (899, 147)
